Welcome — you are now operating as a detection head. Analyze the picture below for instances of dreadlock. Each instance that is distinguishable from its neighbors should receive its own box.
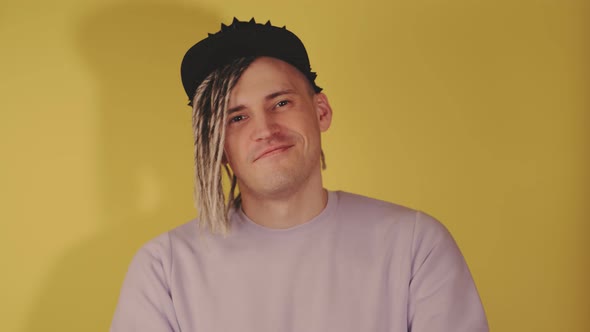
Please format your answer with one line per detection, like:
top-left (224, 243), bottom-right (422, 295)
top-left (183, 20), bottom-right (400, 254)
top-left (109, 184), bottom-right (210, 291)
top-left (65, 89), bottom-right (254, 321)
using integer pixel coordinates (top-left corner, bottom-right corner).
top-left (191, 57), bottom-right (256, 236)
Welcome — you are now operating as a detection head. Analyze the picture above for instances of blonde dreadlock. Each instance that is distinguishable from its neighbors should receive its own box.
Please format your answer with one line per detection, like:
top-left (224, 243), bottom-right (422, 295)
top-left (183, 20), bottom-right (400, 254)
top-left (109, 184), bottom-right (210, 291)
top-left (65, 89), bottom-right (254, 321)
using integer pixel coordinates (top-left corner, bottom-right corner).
top-left (191, 57), bottom-right (255, 236)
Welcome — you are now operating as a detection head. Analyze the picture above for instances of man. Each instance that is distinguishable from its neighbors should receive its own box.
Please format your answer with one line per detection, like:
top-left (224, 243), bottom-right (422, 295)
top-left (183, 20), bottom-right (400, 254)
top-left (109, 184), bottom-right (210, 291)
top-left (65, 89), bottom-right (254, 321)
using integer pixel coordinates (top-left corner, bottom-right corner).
top-left (111, 18), bottom-right (489, 331)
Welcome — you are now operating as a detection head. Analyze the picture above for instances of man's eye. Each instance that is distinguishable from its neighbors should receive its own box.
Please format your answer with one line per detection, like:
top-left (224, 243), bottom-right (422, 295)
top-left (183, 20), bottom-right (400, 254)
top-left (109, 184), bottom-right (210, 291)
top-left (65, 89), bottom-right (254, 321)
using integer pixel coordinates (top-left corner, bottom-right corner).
top-left (229, 115), bottom-right (246, 123)
top-left (276, 100), bottom-right (290, 108)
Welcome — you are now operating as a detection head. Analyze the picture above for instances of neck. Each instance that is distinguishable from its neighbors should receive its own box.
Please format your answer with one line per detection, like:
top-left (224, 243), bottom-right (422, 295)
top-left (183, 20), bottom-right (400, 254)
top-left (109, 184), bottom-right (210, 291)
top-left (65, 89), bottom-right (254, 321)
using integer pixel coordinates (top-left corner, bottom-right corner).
top-left (239, 179), bottom-right (328, 229)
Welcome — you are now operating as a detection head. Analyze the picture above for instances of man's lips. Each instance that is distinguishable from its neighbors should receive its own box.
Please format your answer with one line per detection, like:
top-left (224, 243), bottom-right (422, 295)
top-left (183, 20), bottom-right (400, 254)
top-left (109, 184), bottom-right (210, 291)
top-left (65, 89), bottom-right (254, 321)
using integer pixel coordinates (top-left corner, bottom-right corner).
top-left (253, 145), bottom-right (294, 162)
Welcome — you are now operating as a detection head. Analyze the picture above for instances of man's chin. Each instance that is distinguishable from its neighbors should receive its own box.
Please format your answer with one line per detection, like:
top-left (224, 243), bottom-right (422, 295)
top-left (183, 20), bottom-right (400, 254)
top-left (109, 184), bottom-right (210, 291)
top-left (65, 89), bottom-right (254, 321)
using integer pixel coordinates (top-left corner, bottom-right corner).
top-left (244, 175), bottom-right (303, 198)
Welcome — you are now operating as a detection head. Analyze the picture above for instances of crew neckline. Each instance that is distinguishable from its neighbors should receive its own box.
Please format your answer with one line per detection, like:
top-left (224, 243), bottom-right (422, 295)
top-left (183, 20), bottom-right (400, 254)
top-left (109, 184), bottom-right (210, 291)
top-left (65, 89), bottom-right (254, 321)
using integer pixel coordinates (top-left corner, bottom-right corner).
top-left (233, 190), bottom-right (339, 234)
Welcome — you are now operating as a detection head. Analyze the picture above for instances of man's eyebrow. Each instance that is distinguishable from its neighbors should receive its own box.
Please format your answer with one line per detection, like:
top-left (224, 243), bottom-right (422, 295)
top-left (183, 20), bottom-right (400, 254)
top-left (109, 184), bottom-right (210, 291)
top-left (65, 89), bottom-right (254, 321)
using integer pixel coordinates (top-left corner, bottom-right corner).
top-left (227, 89), bottom-right (296, 115)
top-left (265, 89), bottom-right (295, 101)
top-left (227, 105), bottom-right (245, 115)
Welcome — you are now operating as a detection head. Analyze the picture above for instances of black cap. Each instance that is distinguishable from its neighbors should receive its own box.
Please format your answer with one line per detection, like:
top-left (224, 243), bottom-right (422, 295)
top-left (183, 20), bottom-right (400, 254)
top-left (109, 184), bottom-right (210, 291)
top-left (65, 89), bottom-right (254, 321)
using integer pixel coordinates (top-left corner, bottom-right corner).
top-left (181, 17), bottom-right (322, 105)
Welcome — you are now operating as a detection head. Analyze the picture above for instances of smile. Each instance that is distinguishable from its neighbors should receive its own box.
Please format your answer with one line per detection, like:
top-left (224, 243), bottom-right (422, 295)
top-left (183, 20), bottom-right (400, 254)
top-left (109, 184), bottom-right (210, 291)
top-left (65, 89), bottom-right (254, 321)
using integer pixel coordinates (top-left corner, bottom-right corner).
top-left (254, 145), bottom-right (294, 162)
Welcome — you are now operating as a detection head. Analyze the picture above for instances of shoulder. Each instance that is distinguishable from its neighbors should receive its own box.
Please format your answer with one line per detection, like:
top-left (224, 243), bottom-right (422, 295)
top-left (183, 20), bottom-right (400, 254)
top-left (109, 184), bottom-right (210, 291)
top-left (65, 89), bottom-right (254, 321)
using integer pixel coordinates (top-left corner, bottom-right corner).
top-left (332, 190), bottom-right (451, 242)
top-left (112, 223), bottom-right (197, 331)
top-left (335, 191), bottom-right (415, 216)
top-left (127, 219), bottom-right (200, 275)
top-left (333, 190), bottom-right (437, 227)
top-left (129, 231), bottom-right (171, 270)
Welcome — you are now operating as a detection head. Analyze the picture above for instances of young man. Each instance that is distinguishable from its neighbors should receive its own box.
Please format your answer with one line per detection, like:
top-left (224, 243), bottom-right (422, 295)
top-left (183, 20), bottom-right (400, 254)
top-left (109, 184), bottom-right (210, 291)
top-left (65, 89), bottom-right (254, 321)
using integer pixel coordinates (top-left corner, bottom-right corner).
top-left (111, 18), bottom-right (489, 332)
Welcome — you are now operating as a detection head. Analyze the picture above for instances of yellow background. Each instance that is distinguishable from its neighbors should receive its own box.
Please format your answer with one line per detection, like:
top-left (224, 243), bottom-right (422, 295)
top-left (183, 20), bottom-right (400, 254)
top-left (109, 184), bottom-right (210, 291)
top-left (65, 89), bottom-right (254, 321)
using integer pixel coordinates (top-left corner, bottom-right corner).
top-left (1, 0), bottom-right (588, 331)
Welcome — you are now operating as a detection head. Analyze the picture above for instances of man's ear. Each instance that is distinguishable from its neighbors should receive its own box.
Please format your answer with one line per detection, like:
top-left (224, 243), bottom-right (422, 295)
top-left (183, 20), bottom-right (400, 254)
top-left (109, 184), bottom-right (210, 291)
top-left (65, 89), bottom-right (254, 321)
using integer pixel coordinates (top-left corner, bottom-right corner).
top-left (315, 93), bottom-right (333, 132)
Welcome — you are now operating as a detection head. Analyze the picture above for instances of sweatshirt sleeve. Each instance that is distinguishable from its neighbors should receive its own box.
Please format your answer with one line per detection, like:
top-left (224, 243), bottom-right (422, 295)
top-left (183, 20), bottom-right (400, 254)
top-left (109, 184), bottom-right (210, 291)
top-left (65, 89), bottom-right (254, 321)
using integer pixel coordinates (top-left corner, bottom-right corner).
top-left (110, 233), bottom-right (180, 332)
top-left (408, 211), bottom-right (489, 332)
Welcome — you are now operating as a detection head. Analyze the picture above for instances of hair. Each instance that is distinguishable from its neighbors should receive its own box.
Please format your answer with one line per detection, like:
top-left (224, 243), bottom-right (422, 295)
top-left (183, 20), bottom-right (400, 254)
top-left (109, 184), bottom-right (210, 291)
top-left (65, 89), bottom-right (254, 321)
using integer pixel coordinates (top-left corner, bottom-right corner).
top-left (191, 57), bottom-right (254, 236)
top-left (191, 57), bottom-right (327, 236)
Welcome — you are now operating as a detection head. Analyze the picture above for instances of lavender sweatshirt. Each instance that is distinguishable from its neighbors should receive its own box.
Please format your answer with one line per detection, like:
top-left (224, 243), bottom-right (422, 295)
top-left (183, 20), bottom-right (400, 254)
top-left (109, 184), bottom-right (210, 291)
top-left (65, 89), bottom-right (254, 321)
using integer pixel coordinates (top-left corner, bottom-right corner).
top-left (111, 191), bottom-right (488, 331)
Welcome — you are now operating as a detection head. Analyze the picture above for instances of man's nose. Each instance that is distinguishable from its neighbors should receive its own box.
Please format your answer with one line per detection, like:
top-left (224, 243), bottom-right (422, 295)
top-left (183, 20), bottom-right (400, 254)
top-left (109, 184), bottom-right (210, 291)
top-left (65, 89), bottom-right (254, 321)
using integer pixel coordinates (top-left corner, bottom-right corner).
top-left (251, 112), bottom-right (280, 141)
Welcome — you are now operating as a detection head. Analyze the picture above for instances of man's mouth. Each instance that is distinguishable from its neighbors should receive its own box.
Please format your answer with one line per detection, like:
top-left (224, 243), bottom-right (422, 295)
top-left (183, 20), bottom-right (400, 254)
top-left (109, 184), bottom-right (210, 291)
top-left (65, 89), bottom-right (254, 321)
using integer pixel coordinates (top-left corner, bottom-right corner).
top-left (254, 145), bottom-right (294, 162)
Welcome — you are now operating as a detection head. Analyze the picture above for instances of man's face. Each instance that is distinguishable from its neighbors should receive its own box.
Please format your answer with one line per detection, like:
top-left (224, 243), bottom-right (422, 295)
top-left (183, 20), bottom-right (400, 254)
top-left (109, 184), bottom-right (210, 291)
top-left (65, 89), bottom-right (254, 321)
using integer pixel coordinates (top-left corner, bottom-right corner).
top-left (224, 57), bottom-right (332, 199)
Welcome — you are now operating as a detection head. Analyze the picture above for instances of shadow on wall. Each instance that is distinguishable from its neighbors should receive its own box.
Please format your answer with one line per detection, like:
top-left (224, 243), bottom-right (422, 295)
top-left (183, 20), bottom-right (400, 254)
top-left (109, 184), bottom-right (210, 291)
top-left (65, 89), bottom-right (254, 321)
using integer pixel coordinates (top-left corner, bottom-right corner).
top-left (25, 2), bottom-right (220, 331)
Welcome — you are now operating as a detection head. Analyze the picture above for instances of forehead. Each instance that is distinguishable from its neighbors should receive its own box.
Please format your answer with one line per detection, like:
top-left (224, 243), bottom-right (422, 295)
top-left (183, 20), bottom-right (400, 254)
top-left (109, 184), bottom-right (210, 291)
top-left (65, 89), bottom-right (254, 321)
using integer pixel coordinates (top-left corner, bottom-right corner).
top-left (229, 57), bottom-right (309, 105)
